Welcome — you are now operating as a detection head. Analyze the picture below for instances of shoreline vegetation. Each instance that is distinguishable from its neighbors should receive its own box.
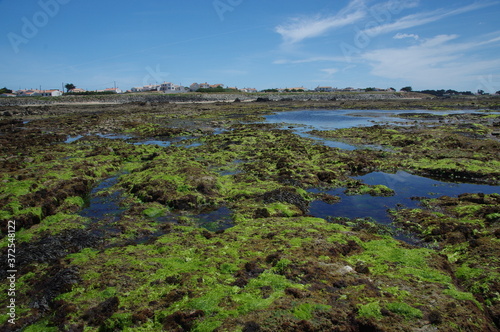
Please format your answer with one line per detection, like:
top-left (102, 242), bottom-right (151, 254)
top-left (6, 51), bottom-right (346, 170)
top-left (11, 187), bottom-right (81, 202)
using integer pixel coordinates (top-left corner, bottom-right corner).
top-left (1, 91), bottom-right (499, 108)
top-left (1, 96), bottom-right (499, 331)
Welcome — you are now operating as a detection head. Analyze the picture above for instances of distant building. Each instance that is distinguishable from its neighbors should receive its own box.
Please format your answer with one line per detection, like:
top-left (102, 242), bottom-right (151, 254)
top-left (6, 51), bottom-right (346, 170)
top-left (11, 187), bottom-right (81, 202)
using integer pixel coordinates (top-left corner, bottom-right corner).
top-left (143, 84), bottom-right (161, 91)
top-left (190, 82), bottom-right (221, 91)
top-left (315, 86), bottom-right (334, 92)
top-left (160, 82), bottom-right (186, 93)
top-left (37, 89), bottom-right (63, 97)
top-left (278, 87), bottom-right (306, 92)
top-left (0, 93), bottom-right (16, 97)
top-left (240, 88), bottom-right (258, 93)
top-left (15, 89), bottom-right (62, 97)
top-left (98, 88), bottom-right (123, 94)
top-left (341, 87), bottom-right (362, 92)
top-left (16, 89), bottom-right (37, 97)
top-left (68, 88), bottom-right (86, 93)
top-left (131, 84), bottom-right (161, 92)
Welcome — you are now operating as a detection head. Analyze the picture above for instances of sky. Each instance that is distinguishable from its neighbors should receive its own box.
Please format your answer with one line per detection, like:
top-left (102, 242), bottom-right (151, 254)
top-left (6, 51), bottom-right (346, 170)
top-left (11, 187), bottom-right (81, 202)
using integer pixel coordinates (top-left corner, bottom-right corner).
top-left (1, 0), bottom-right (500, 93)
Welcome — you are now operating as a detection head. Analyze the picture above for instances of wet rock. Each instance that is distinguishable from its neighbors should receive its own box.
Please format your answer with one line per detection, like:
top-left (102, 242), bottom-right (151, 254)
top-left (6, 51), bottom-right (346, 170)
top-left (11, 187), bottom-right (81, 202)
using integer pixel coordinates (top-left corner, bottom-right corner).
top-left (132, 309), bottom-right (154, 325)
top-left (82, 296), bottom-right (119, 326)
top-left (0, 229), bottom-right (100, 279)
top-left (255, 97), bottom-right (270, 102)
top-left (265, 252), bottom-right (282, 265)
top-left (355, 262), bottom-right (370, 275)
top-left (232, 260), bottom-right (265, 287)
top-left (336, 265), bottom-right (355, 275)
top-left (262, 187), bottom-right (309, 214)
top-left (285, 287), bottom-right (311, 299)
top-left (242, 321), bottom-right (262, 332)
top-left (254, 207), bottom-right (270, 218)
top-left (30, 266), bottom-right (80, 312)
top-left (163, 310), bottom-right (205, 331)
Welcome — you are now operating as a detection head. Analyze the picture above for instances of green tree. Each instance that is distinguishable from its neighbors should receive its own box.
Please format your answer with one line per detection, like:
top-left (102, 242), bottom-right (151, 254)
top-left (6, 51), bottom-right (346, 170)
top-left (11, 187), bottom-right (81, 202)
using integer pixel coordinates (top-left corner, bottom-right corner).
top-left (65, 83), bottom-right (76, 92)
top-left (401, 86), bottom-right (412, 92)
top-left (0, 87), bottom-right (13, 94)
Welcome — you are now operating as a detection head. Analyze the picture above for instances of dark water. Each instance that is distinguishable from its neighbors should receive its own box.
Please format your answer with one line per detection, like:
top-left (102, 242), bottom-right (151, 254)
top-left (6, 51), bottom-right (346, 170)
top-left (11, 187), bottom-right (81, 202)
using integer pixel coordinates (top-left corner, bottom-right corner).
top-left (309, 171), bottom-right (499, 225)
top-left (193, 206), bottom-right (234, 231)
top-left (65, 134), bottom-right (203, 148)
top-left (261, 109), bottom-right (500, 243)
top-left (74, 110), bottom-right (498, 244)
top-left (78, 175), bottom-right (124, 237)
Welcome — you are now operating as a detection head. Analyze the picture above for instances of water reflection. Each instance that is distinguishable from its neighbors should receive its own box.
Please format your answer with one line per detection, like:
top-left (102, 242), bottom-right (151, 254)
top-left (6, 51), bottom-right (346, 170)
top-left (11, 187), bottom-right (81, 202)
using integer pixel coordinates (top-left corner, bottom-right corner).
top-left (309, 171), bottom-right (499, 225)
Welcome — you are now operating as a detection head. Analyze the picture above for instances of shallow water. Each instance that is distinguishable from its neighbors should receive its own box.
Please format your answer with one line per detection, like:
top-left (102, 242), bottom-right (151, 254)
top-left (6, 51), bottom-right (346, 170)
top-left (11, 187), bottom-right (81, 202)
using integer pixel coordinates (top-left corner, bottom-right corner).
top-left (264, 109), bottom-right (490, 131)
top-left (193, 206), bottom-right (234, 231)
top-left (265, 109), bottom-right (493, 150)
top-left (309, 171), bottom-right (499, 225)
top-left (78, 175), bottom-right (124, 236)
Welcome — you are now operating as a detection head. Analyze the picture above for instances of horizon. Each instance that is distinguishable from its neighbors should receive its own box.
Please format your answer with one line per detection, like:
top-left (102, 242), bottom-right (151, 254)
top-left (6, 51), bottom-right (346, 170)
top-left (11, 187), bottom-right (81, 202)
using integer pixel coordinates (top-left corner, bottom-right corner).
top-left (1, 0), bottom-right (500, 93)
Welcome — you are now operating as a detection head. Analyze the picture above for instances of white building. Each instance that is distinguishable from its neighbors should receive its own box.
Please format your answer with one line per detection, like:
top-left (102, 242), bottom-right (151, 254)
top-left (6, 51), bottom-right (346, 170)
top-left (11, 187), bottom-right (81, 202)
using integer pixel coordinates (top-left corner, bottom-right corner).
top-left (69, 88), bottom-right (86, 93)
top-left (240, 88), bottom-right (258, 93)
top-left (315, 86), bottom-right (335, 92)
top-left (16, 89), bottom-right (62, 97)
top-left (98, 88), bottom-right (123, 94)
top-left (160, 82), bottom-right (186, 93)
top-left (190, 82), bottom-right (213, 91)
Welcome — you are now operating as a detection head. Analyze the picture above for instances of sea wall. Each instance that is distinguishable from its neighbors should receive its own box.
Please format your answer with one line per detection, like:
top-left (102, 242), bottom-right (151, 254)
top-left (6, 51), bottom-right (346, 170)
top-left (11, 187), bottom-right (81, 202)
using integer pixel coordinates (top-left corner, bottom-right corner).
top-left (0, 92), bottom-right (408, 106)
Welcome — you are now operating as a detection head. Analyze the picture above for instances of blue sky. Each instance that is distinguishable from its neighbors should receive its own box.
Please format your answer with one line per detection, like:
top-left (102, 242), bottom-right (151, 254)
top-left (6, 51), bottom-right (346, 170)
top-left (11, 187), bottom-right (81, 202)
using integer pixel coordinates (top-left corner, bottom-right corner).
top-left (1, 0), bottom-right (500, 92)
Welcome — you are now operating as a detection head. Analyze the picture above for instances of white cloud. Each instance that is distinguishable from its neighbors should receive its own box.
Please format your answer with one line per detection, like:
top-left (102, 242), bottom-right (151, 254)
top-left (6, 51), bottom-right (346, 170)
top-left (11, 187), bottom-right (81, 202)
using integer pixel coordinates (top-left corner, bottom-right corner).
top-left (362, 34), bottom-right (500, 89)
top-left (322, 68), bottom-right (339, 76)
top-left (394, 33), bottom-right (419, 40)
top-left (362, 2), bottom-right (498, 37)
top-left (273, 56), bottom-right (346, 65)
top-left (275, 0), bottom-right (366, 45)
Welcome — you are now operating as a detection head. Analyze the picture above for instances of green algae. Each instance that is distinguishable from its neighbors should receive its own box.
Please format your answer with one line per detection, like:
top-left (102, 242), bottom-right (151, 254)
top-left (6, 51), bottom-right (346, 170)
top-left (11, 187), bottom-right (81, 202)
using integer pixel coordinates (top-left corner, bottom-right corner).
top-left (385, 302), bottom-right (423, 319)
top-left (2, 102), bottom-right (500, 331)
top-left (310, 119), bottom-right (500, 185)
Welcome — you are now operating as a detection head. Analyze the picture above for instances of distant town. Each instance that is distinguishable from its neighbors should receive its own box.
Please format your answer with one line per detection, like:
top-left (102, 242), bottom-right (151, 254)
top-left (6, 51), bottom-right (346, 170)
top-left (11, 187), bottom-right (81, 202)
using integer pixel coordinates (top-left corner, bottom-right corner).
top-left (0, 82), bottom-right (497, 98)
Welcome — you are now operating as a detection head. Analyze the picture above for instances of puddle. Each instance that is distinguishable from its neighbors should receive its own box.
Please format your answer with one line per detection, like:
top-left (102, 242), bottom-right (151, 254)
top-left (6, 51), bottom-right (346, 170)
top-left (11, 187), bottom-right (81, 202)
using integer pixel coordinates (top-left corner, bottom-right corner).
top-left (97, 133), bottom-right (133, 140)
top-left (309, 171), bottom-right (499, 243)
top-left (176, 141), bottom-right (204, 148)
top-left (193, 206), bottom-right (234, 232)
top-left (264, 109), bottom-right (492, 151)
top-left (132, 139), bottom-right (172, 147)
top-left (79, 174), bottom-right (125, 235)
top-left (65, 135), bottom-right (84, 143)
top-left (65, 133), bottom-right (132, 143)
top-left (265, 109), bottom-right (491, 131)
top-left (131, 136), bottom-right (204, 148)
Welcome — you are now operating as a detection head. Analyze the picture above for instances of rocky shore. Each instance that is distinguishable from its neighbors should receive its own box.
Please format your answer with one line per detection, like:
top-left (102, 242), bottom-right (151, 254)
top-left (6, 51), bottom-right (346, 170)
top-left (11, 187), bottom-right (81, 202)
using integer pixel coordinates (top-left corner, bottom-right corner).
top-left (1, 100), bottom-right (499, 331)
top-left (0, 92), bottom-right (416, 107)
